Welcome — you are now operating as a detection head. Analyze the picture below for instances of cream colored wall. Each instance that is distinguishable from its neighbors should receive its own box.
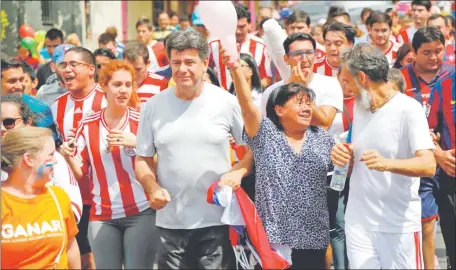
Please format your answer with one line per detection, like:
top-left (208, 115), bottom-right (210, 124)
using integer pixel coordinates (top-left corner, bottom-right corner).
top-left (170, 1), bottom-right (179, 13)
top-left (83, 1), bottom-right (123, 51)
top-left (126, 1), bottom-right (153, 41)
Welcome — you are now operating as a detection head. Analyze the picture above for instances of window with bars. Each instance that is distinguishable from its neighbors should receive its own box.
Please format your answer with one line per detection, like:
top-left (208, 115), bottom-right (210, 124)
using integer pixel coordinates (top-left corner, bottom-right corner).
top-left (153, 1), bottom-right (165, 26)
top-left (41, 0), bottom-right (54, 25)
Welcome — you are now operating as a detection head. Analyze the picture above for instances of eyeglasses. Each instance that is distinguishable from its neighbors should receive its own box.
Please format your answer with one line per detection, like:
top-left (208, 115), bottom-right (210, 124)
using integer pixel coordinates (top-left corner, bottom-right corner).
top-left (57, 61), bottom-right (92, 70)
top-left (288, 50), bottom-right (316, 60)
top-left (2, 118), bottom-right (23, 130)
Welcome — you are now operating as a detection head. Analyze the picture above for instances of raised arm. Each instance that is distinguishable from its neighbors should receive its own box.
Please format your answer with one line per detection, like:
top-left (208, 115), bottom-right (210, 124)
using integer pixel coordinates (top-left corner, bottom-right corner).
top-left (221, 49), bottom-right (262, 137)
top-left (310, 105), bottom-right (338, 130)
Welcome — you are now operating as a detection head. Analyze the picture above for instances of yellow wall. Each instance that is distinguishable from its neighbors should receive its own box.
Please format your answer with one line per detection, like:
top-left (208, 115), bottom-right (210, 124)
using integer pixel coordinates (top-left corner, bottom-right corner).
top-left (170, 1), bottom-right (179, 13)
top-left (126, 1), bottom-right (153, 41)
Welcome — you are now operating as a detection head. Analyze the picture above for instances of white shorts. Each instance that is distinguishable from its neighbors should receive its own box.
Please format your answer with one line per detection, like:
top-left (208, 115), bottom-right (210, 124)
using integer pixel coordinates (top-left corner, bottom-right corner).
top-left (346, 223), bottom-right (423, 269)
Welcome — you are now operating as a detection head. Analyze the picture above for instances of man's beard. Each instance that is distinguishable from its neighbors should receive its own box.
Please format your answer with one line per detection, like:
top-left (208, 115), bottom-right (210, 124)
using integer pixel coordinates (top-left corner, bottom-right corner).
top-left (354, 79), bottom-right (371, 111)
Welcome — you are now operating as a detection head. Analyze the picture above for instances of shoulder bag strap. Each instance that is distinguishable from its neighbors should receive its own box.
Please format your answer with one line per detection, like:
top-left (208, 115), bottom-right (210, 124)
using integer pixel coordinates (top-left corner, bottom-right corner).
top-left (343, 102), bottom-right (352, 128)
top-left (47, 187), bottom-right (66, 269)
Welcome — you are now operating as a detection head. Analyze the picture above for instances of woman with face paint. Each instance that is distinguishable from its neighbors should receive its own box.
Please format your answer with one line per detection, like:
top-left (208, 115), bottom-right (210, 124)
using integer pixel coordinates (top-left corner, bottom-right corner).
top-left (1, 94), bottom-right (83, 224)
top-left (1, 127), bottom-right (81, 269)
top-left (60, 60), bottom-right (159, 269)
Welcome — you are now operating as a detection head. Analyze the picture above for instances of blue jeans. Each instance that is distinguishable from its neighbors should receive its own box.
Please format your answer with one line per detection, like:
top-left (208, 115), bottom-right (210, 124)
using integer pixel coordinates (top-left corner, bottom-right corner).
top-left (330, 189), bottom-right (349, 269)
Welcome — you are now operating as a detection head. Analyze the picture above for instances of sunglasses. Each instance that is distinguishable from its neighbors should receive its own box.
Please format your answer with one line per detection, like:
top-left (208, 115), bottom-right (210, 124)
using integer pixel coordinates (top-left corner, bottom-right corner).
top-left (2, 118), bottom-right (23, 130)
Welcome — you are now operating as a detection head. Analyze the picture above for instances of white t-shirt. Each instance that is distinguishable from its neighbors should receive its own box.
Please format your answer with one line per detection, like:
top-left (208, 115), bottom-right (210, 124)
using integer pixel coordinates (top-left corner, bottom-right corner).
top-left (260, 73), bottom-right (343, 117)
top-left (146, 42), bottom-right (159, 72)
top-left (346, 93), bottom-right (435, 233)
top-left (136, 83), bottom-right (244, 229)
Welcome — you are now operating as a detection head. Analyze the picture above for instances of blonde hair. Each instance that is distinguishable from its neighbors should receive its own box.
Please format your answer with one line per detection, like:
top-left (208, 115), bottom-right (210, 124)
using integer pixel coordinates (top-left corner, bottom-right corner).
top-left (65, 33), bottom-right (82, 47)
top-left (106, 26), bottom-right (118, 39)
top-left (1, 127), bottom-right (53, 172)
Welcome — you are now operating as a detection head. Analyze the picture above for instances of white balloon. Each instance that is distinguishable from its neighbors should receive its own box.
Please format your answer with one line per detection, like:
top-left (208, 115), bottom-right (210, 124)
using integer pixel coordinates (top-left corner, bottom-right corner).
top-left (263, 19), bottom-right (290, 80)
top-left (199, 1), bottom-right (239, 61)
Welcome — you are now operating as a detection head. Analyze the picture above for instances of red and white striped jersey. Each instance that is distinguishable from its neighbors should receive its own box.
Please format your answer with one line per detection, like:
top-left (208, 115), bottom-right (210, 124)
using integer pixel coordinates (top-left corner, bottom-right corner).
top-left (209, 34), bottom-right (272, 90)
top-left (147, 41), bottom-right (169, 72)
top-left (51, 83), bottom-right (107, 141)
top-left (397, 26), bottom-right (417, 44)
top-left (313, 56), bottom-right (338, 77)
top-left (51, 83), bottom-right (107, 204)
top-left (75, 107), bottom-right (149, 221)
top-left (137, 72), bottom-right (168, 104)
top-left (315, 42), bottom-right (326, 64)
top-left (383, 40), bottom-right (402, 68)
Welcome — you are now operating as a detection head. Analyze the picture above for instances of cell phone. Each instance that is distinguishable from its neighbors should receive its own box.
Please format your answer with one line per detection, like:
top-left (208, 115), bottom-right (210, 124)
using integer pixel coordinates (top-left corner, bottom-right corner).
top-left (67, 138), bottom-right (75, 148)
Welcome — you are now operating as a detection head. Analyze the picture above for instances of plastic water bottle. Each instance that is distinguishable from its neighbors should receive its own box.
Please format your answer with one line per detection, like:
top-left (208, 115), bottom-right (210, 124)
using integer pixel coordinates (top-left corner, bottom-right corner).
top-left (330, 126), bottom-right (352, 192)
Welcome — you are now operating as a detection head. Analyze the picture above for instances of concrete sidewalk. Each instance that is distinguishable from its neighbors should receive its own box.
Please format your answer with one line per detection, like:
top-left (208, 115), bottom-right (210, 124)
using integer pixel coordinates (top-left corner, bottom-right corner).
top-left (436, 221), bottom-right (448, 269)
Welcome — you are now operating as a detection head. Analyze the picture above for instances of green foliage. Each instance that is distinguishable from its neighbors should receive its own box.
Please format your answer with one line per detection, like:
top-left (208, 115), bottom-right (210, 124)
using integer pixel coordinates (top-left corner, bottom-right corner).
top-left (1, 10), bottom-right (10, 41)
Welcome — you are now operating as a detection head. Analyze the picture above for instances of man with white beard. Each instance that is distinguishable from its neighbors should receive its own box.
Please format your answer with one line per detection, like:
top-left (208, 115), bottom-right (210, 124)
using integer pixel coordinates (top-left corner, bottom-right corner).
top-left (330, 43), bottom-right (436, 269)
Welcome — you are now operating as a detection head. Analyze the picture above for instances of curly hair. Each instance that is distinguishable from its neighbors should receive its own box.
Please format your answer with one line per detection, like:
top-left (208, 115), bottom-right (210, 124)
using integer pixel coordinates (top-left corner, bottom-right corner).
top-left (98, 60), bottom-right (139, 109)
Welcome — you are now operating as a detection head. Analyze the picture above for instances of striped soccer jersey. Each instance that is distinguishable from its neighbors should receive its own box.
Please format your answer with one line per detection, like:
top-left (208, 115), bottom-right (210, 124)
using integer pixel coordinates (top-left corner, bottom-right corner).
top-left (209, 34), bottom-right (272, 90)
top-left (51, 83), bottom-right (107, 141)
top-left (51, 83), bottom-right (107, 204)
top-left (313, 56), bottom-right (338, 77)
top-left (382, 40), bottom-right (402, 68)
top-left (75, 107), bottom-right (149, 221)
top-left (428, 76), bottom-right (455, 151)
top-left (397, 25), bottom-right (417, 44)
top-left (401, 63), bottom-right (454, 111)
top-left (137, 72), bottom-right (169, 104)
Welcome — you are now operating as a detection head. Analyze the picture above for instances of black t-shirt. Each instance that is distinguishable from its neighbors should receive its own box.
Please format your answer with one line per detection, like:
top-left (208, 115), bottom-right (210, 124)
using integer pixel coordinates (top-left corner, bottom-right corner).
top-left (36, 62), bottom-right (57, 90)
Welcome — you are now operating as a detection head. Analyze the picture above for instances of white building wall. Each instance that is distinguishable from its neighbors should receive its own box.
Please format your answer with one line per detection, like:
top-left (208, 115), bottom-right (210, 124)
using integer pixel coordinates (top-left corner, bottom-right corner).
top-left (83, 1), bottom-right (123, 51)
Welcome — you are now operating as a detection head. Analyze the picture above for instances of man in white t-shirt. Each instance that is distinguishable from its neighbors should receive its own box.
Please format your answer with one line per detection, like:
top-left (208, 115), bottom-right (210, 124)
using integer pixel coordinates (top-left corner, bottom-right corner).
top-left (331, 43), bottom-right (436, 269)
top-left (260, 33), bottom-right (343, 129)
top-left (135, 30), bottom-right (241, 269)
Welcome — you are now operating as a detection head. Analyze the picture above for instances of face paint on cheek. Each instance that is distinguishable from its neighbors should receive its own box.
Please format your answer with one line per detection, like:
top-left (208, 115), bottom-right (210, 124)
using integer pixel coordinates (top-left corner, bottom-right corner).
top-left (36, 163), bottom-right (54, 178)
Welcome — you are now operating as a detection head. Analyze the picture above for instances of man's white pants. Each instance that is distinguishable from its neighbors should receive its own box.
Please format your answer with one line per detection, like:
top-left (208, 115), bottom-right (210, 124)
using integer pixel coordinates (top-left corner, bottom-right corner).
top-left (346, 223), bottom-right (423, 269)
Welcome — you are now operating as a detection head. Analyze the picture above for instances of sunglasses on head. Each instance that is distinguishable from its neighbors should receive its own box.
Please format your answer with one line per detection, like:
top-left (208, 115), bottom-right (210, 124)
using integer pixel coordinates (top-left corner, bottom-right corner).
top-left (2, 118), bottom-right (23, 130)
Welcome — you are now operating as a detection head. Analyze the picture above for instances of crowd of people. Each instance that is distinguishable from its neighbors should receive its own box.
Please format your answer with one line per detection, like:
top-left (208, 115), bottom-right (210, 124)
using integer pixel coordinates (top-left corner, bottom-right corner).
top-left (1, 0), bottom-right (455, 269)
